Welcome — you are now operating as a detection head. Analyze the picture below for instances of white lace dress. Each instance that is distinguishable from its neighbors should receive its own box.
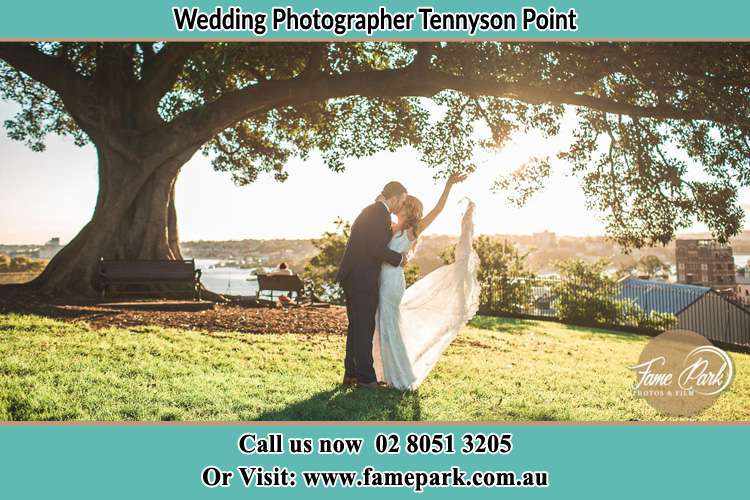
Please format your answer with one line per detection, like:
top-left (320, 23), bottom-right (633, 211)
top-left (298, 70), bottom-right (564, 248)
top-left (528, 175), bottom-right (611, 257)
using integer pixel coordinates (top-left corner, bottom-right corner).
top-left (373, 202), bottom-right (480, 390)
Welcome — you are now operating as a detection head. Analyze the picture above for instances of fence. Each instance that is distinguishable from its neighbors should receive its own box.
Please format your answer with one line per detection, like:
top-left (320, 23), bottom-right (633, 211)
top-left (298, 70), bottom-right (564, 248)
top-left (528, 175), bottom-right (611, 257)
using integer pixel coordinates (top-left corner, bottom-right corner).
top-left (478, 275), bottom-right (750, 348)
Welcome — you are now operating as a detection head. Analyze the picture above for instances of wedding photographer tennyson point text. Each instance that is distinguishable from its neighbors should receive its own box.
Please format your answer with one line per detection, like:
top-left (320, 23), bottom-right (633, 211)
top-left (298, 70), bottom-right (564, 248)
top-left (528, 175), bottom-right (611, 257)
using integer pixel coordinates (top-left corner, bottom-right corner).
top-left (172, 6), bottom-right (579, 37)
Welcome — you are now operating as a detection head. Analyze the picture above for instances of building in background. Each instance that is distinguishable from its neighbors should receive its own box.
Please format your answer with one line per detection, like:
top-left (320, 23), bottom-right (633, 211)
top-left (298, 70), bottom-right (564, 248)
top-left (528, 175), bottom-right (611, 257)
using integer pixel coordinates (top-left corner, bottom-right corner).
top-left (8, 247), bottom-right (39, 258)
top-left (618, 278), bottom-right (710, 318)
top-left (676, 290), bottom-right (750, 344)
top-left (531, 230), bottom-right (557, 248)
top-left (618, 277), bottom-right (750, 346)
top-left (675, 239), bottom-right (736, 291)
top-left (39, 237), bottom-right (64, 260)
top-left (736, 270), bottom-right (750, 307)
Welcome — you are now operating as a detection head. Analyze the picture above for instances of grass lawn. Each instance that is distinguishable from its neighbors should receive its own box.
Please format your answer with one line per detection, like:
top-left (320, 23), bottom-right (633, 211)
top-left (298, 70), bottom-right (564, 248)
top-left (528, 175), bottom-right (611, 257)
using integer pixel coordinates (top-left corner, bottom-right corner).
top-left (0, 313), bottom-right (748, 421)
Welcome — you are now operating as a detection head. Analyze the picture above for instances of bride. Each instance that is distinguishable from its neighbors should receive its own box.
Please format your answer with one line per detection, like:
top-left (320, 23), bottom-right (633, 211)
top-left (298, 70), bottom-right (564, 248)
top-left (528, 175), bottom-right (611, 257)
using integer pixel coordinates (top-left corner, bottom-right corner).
top-left (373, 173), bottom-right (480, 390)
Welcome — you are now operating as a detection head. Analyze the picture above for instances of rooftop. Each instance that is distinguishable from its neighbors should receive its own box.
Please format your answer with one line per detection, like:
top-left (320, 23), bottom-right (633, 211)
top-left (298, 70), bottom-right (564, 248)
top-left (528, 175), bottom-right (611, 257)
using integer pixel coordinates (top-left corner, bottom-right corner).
top-left (617, 277), bottom-right (710, 315)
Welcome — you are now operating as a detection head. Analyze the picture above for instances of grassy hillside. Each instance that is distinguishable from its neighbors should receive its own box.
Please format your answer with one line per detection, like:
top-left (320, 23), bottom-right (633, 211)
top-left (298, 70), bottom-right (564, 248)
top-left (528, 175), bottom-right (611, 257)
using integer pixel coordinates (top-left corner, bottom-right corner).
top-left (0, 314), bottom-right (747, 421)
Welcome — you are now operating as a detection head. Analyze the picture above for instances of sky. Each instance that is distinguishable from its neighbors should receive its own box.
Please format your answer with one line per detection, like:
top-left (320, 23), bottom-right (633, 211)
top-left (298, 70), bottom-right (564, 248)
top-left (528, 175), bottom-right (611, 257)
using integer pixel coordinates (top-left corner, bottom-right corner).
top-left (0, 100), bottom-right (748, 245)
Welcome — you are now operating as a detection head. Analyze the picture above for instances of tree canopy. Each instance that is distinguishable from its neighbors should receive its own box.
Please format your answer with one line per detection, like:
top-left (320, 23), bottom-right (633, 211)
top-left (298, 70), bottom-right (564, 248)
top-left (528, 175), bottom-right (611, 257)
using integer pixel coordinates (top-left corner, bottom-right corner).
top-left (0, 42), bottom-right (748, 295)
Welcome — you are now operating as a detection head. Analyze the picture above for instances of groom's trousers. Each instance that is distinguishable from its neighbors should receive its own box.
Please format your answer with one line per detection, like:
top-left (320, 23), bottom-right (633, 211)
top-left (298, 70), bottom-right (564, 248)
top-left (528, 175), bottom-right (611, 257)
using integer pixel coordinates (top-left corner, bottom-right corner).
top-left (343, 288), bottom-right (379, 384)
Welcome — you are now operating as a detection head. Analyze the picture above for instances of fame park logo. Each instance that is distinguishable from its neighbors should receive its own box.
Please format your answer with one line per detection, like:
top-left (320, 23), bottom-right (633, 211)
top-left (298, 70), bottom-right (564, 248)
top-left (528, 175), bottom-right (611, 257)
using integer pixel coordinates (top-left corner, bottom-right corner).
top-left (630, 329), bottom-right (734, 416)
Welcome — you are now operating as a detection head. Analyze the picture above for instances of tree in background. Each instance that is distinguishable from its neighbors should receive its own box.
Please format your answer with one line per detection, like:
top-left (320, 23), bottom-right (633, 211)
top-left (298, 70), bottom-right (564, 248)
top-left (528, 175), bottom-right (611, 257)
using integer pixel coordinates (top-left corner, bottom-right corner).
top-left (552, 259), bottom-right (620, 325)
top-left (553, 258), bottom-right (675, 330)
top-left (0, 255), bottom-right (48, 274)
top-left (613, 260), bottom-right (638, 281)
top-left (615, 255), bottom-right (671, 280)
top-left (304, 218), bottom-right (420, 304)
top-left (443, 236), bottom-right (535, 314)
top-left (1, 42), bottom-right (749, 296)
top-left (636, 255), bottom-right (671, 280)
top-left (304, 218), bottom-right (350, 304)
top-left (0, 255), bottom-right (10, 272)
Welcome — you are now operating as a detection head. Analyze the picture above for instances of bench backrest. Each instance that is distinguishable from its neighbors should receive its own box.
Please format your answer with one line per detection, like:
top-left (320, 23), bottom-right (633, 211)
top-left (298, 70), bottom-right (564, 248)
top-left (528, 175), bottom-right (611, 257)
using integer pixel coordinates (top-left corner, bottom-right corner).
top-left (256, 273), bottom-right (304, 292)
top-left (99, 259), bottom-right (196, 282)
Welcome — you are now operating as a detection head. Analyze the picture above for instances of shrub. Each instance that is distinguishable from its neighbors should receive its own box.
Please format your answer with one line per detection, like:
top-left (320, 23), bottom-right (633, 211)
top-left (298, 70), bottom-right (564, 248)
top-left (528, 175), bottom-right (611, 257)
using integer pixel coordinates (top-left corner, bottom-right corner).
top-left (552, 259), bottom-right (677, 331)
top-left (0, 254), bottom-right (47, 273)
top-left (304, 218), bottom-right (350, 304)
top-left (443, 236), bottom-right (536, 315)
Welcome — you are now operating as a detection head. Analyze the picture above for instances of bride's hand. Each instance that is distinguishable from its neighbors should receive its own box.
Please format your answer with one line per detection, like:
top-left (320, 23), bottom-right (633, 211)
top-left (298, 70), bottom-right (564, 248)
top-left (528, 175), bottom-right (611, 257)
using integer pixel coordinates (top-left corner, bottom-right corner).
top-left (447, 172), bottom-right (468, 187)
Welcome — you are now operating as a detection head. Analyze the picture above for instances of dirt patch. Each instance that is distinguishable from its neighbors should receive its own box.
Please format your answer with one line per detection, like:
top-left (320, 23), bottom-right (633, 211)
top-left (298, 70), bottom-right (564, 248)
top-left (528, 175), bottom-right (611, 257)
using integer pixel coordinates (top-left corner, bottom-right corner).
top-left (0, 291), bottom-right (348, 335)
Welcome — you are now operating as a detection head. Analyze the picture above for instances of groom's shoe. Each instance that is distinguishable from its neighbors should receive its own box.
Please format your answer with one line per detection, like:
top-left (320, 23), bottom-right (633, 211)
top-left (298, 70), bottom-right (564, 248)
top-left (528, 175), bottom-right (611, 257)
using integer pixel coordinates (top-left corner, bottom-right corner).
top-left (342, 376), bottom-right (357, 386)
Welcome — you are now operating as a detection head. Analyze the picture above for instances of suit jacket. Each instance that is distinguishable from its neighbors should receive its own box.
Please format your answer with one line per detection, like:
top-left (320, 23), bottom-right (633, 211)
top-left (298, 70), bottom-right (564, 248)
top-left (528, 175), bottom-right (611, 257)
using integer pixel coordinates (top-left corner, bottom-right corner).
top-left (335, 202), bottom-right (402, 292)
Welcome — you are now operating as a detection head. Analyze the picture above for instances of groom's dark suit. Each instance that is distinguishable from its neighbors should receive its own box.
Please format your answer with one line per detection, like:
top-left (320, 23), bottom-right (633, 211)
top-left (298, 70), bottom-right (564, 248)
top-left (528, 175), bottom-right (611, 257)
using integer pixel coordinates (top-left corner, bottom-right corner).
top-left (335, 201), bottom-right (403, 384)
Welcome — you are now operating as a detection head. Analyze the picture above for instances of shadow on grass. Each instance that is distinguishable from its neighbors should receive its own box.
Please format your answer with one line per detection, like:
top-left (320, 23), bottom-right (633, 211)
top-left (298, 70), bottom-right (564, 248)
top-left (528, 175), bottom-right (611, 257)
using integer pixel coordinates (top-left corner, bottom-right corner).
top-left (503, 405), bottom-right (572, 421)
top-left (563, 323), bottom-right (648, 343)
top-left (468, 316), bottom-right (538, 335)
top-left (469, 315), bottom-right (647, 343)
top-left (255, 386), bottom-right (422, 421)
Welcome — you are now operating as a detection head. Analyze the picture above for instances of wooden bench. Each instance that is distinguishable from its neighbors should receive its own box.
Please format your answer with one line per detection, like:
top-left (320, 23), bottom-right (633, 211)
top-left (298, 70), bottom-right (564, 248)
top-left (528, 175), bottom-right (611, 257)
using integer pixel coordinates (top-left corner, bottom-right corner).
top-left (98, 259), bottom-right (202, 301)
top-left (256, 273), bottom-right (306, 302)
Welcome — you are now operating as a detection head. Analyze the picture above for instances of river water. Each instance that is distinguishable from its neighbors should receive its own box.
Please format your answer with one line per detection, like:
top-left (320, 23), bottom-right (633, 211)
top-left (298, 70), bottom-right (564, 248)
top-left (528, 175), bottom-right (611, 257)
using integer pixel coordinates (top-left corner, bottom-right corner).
top-left (193, 259), bottom-right (260, 296)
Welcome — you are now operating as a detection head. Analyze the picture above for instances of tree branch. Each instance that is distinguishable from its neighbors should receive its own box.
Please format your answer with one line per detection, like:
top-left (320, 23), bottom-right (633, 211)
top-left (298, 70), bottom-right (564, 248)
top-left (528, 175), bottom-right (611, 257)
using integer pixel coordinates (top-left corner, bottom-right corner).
top-left (156, 63), bottom-right (749, 163)
top-left (430, 71), bottom-right (749, 127)
top-left (138, 42), bottom-right (203, 109)
top-left (298, 43), bottom-right (327, 80)
top-left (410, 43), bottom-right (436, 70)
top-left (0, 43), bottom-right (90, 107)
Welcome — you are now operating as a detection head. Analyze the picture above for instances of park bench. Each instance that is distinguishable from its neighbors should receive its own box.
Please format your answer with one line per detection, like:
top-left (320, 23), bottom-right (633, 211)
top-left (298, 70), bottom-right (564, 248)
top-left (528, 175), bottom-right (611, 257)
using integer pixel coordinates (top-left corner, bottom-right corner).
top-left (255, 273), bottom-right (307, 304)
top-left (98, 259), bottom-right (202, 301)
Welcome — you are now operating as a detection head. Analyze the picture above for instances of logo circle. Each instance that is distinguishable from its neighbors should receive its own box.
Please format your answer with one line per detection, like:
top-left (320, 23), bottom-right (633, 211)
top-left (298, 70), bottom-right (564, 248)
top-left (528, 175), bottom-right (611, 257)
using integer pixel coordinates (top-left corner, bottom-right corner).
top-left (631, 329), bottom-right (734, 416)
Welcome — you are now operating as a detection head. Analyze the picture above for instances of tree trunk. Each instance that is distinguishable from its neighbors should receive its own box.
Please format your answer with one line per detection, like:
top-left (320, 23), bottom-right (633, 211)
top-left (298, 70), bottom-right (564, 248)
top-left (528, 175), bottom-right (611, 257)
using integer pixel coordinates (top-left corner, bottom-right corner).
top-left (167, 182), bottom-right (182, 259)
top-left (28, 142), bottom-right (196, 297)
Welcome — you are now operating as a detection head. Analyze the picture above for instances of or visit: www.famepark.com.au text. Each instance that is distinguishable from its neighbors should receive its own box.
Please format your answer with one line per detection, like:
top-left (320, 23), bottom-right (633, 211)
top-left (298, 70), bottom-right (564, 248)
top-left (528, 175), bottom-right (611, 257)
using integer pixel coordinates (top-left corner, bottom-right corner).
top-left (238, 465), bottom-right (550, 492)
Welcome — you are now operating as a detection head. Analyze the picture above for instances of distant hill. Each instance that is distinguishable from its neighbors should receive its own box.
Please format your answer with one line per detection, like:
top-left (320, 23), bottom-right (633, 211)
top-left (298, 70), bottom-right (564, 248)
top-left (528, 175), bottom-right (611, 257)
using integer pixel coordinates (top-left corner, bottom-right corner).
top-left (181, 238), bottom-right (316, 270)
top-left (5, 228), bottom-right (749, 279)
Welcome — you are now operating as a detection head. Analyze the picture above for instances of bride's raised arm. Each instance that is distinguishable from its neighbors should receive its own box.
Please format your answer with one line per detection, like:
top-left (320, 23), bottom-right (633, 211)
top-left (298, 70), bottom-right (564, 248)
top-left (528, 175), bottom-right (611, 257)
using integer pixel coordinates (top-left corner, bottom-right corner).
top-left (416, 172), bottom-right (468, 235)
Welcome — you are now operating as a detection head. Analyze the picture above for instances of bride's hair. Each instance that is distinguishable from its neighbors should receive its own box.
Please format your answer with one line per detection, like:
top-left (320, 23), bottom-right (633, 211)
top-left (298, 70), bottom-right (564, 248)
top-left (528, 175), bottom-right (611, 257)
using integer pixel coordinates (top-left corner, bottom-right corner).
top-left (400, 195), bottom-right (424, 237)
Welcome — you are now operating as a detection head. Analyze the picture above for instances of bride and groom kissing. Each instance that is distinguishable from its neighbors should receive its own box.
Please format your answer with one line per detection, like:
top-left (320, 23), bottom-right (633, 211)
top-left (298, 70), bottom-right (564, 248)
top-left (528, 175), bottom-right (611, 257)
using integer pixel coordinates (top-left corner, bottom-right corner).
top-left (335, 173), bottom-right (480, 391)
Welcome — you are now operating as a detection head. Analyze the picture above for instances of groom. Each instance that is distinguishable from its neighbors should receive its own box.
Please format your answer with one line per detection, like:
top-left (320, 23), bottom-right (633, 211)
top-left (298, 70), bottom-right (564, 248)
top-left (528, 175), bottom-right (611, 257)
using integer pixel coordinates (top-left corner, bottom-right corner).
top-left (335, 181), bottom-right (408, 389)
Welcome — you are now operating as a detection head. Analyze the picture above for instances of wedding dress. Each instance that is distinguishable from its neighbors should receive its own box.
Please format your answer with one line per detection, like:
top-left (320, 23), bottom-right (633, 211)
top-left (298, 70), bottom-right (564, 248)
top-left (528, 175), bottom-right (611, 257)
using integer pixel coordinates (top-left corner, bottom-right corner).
top-left (373, 202), bottom-right (480, 390)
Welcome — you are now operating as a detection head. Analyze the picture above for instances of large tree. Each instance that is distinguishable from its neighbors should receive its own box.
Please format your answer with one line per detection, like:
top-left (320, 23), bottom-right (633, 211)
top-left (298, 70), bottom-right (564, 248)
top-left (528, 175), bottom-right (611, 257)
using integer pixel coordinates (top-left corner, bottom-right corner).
top-left (0, 42), bottom-right (748, 296)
